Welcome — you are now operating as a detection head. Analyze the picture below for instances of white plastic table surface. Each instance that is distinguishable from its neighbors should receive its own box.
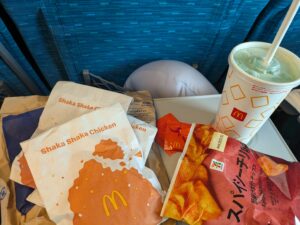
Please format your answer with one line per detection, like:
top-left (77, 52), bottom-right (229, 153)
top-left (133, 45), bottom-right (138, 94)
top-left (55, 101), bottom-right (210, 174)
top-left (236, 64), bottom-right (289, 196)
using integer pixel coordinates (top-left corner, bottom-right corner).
top-left (154, 94), bottom-right (299, 224)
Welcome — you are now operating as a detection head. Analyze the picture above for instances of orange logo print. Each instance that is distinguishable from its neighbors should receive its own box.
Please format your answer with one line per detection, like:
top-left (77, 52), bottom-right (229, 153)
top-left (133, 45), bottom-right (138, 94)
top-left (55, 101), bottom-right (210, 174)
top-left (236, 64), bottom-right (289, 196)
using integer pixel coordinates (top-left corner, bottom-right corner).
top-left (251, 96), bottom-right (269, 108)
top-left (68, 140), bottom-right (162, 225)
top-left (230, 84), bottom-right (246, 100)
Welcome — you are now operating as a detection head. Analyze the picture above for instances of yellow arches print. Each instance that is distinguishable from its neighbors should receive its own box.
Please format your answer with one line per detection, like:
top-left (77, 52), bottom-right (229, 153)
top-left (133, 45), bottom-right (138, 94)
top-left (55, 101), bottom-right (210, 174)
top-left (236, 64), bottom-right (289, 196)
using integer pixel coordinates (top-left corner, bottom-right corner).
top-left (102, 190), bottom-right (128, 217)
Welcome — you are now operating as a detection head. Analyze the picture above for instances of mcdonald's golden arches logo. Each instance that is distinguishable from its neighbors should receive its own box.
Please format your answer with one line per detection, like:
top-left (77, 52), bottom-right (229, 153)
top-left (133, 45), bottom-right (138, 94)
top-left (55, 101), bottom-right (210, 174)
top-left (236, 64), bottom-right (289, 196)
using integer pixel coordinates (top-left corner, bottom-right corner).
top-left (231, 107), bottom-right (247, 121)
top-left (102, 190), bottom-right (128, 217)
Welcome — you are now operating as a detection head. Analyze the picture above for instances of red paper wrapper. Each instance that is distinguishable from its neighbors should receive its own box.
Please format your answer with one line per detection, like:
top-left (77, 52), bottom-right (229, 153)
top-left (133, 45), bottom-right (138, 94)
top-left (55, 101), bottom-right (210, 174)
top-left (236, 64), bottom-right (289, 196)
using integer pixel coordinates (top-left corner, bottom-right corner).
top-left (156, 114), bottom-right (191, 155)
top-left (161, 123), bottom-right (300, 225)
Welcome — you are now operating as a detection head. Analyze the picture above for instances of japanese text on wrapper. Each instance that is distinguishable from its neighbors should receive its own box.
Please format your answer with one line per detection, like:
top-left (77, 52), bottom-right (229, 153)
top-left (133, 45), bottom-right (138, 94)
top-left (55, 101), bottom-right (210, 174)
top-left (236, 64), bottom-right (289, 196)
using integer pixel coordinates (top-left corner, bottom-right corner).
top-left (227, 144), bottom-right (249, 223)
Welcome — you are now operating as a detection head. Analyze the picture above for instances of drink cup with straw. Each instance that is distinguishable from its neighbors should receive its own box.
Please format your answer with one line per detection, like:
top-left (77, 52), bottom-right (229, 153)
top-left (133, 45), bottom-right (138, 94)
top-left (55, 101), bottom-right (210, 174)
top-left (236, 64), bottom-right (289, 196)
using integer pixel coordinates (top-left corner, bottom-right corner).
top-left (213, 0), bottom-right (300, 144)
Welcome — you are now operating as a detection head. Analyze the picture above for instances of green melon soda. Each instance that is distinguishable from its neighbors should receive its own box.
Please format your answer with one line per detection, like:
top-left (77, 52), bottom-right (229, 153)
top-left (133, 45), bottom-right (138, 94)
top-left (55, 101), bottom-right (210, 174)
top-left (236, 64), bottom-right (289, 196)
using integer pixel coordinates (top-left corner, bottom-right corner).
top-left (234, 47), bottom-right (299, 83)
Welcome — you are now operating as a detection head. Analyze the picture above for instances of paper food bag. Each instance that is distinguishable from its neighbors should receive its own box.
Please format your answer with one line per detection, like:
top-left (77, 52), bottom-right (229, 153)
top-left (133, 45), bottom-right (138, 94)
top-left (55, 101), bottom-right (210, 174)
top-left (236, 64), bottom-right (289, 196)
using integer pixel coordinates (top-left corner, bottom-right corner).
top-left (0, 96), bottom-right (54, 225)
top-left (126, 91), bottom-right (156, 125)
top-left (34, 81), bottom-right (133, 135)
top-left (2, 108), bottom-right (43, 214)
top-left (128, 115), bottom-right (157, 163)
top-left (10, 81), bottom-right (133, 187)
top-left (27, 115), bottom-right (158, 207)
top-left (21, 104), bottom-right (162, 225)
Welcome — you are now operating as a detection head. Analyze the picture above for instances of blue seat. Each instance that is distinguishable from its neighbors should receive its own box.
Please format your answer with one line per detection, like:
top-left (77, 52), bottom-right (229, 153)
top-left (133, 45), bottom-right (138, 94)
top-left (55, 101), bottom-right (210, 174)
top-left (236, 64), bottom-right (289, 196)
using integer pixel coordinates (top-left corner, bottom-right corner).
top-left (0, 18), bottom-right (47, 95)
top-left (0, 0), bottom-right (299, 94)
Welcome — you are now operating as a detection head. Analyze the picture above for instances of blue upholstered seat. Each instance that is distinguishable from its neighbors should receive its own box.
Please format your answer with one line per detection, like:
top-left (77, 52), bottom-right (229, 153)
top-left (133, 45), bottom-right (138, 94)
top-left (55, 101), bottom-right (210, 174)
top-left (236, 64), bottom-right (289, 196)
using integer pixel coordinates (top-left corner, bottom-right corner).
top-left (0, 0), bottom-right (299, 95)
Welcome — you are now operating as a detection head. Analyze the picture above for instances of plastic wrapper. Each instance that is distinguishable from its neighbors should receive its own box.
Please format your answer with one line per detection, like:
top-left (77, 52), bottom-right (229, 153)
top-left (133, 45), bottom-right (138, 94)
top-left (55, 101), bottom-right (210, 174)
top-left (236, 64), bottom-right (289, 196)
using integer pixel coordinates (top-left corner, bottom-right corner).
top-left (161, 123), bottom-right (300, 225)
top-left (123, 91), bottom-right (177, 225)
top-left (9, 88), bottom-right (158, 209)
top-left (21, 104), bottom-right (162, 225)
top-left (128, 115), bottom-right (157, 164)
top-left (27, 114), bottom-right (158, 207)
top-left (34, 81), bottom-right (133, 135)
top-left (126, 92), bottom-right (172, 192)
top-left (2, 108), bottom-right (43, 214)
top-left (10, 81), bottom-right (133, 189)
top-left (126, 91), bottom-right (156, 126)
top-left (156, 113), bottom-right (191, 155)
top-left (0, 96), bottom-right (53, 225)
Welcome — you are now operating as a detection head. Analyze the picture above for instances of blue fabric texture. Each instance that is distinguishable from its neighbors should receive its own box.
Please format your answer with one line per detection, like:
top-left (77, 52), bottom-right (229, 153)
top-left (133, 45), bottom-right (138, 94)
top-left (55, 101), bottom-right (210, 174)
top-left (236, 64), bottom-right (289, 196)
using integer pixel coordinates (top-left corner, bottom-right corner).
top-left (2, 0), bottom-right (270, 88)
top-left (1, 19), bottom-right (30, 95)
top-left (1, 0), bottom-right (300, 92)
top-left (1, 1), bottom-right (70, 87)
top-left (0, 18), bottom-right (48, 95)
top-left (247, 0), bottom-right (300, 57)
top-left (2, 108), bottom-right (43, 215)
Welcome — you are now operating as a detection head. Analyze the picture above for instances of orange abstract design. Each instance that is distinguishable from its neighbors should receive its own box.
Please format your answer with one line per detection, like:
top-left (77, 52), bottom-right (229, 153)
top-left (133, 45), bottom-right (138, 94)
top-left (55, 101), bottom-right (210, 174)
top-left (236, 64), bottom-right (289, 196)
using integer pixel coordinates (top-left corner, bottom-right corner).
top-left (18, 154), bottom-right (36, 188)
top-left (93, 139), bottom-right (124, 160)
top-left (68, 160), bottom-right (162, 225)
top-left (230, 84), bottom-right (246, 100)
top-left (228, 69), bottom-right (233, 79)
top-left (224, 130), bottom-right (240, 139)
top-left (261, 107), bottom-right (276, 119)
top-left (214, 116), bottom-right (220, 131)
top-left (221, 91), bottom-right (229, 105)
top-left (251, 96), bottom-right (269, 108)
top-left (221, 116), bottom-right (234, 129)
top-left (245, 119), bottom-right (263, 129)
top-left (257, 156), bottom-right (288, 177)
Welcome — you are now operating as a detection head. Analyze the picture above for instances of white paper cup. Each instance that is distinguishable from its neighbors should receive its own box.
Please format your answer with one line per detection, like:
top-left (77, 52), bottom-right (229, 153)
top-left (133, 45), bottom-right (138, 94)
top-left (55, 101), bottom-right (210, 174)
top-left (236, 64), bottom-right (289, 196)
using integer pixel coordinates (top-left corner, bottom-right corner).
top-left (213, 42), bottom-right (300, 144)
